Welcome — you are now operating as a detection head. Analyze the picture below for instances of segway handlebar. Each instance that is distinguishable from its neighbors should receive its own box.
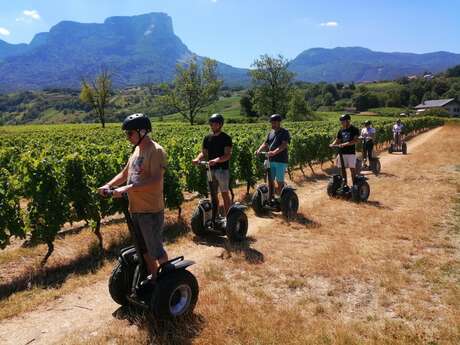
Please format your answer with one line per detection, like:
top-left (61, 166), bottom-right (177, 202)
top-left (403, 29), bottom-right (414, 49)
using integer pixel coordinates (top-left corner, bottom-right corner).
top-left (257, 151), bottom-right (270, 157)
top-left (198, 161), bottom-right (210, 169)
top-left (99, 188), bottom-right (128, 198)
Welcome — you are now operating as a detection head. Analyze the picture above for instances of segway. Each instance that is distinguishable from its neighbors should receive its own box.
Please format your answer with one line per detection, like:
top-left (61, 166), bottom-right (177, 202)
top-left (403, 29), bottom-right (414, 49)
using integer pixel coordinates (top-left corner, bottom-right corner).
top-left (389, 132), bottom-right (407, 154)
top-left (356, 137), bottom-right (381, 175)
top-left (251, 152), bottom-right (299, 219)
top-left (103, 190), bottom-right (199, 320)
top-left (191, 161), bottom-right (248, 241)
top-left (327, 146), bottom-right (370, 202)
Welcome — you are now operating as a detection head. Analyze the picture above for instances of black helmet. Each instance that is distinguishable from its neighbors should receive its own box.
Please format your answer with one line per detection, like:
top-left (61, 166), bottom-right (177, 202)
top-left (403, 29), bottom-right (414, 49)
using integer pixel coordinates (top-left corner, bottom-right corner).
top-left (269, 114), bottom-right (282, 122)
top-left (209, 113), bottom-right (224, 125)
top-left (339, 114), bottom-right (351, 121)
top-left (396, 118), bottom-right (401, 123)
top-left (364, 120), bottom-right (371, 125)
top-left (122, 113), bottom-right (152, 132)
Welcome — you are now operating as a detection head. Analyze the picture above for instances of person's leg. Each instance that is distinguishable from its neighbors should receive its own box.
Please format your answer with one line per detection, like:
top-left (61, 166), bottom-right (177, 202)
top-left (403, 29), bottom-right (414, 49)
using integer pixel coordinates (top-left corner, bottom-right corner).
top-left (269, 165), bottom-right (277, 199)
top-left (215, 169), bottom-right (231, 215)
top-left (210, 171), bottom-right (220, 218)
top-left (273, 162), bottom-right (286, 195)
top-left (367, 141), bottom-right (374, 160)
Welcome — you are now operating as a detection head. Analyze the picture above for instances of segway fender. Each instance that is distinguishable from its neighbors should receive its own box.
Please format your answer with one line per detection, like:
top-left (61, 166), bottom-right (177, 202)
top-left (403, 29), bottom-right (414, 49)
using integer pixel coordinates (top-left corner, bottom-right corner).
top-left (227, 202), bottom-right (247, 215)
top-left (256, 184), bottom-right (270, 206)
top-left (280, 185), bottom-right (296, 199)
top-left (158, 256), bottom-right (195, 278)
top-left (198, 199), bottom-right (213, 225)
top-left (355, 175), bottom-right (368, 183)
top-left (119, 246), bottom-right (138, 266)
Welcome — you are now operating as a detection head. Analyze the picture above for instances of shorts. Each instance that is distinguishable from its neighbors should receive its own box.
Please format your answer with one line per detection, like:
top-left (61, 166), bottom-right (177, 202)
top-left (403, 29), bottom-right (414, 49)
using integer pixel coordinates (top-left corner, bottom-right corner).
top-left (130, 211), bottom-right (166, 259)
top-left (270, 162), bottom-right (287, 182)
top-left (211, 168), bottom-right (230, 193)
top-left (336, 154), bottom-right (357, 169)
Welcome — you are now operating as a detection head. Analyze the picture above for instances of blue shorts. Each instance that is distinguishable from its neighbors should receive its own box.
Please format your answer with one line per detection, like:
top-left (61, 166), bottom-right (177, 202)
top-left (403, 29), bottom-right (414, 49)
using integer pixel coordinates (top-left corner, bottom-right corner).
top-left (270, 162), bottom-right (287, 182)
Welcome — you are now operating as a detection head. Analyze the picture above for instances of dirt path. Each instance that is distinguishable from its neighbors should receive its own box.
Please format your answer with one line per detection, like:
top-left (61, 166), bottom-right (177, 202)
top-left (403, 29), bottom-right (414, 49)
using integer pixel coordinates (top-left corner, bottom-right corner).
top-left (0, 126), bottom-right (454, 345)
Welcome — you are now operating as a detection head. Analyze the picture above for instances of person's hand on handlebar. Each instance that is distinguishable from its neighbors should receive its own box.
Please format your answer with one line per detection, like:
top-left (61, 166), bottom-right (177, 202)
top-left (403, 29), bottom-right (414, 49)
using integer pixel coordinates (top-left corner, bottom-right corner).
top-left (112, 184), bottom-right (132, 198)
top-left (97, 184), bottom-right (112, 196)
top-left (192, 158), bottom-right (200, 166)
top-left (208, 158), bottom-right (219, 167)
top-left (267, 151), bottom-right (276, 158)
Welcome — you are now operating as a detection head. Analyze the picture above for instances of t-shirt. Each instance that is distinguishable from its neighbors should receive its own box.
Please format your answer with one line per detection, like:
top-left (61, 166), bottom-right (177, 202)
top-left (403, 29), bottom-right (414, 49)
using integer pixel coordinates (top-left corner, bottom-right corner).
top-left (127, 141), bottom-right (167, 213)
top-left (337, 125), bottom-right (360, 154)
top-left (393, 124), bottom-right (404, 133)
top-left (265, 128), bottom-right (291, 163)
top-left (203, 132), bottom-right (233, 170)
top-left (361, 127), bottom-right (376, 141)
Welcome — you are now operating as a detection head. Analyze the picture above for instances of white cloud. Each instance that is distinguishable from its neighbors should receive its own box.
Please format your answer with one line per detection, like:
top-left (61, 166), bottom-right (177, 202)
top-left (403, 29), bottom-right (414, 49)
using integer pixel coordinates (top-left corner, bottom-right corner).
top-left (23, 10), bottom-right (41, 20)
top-left (320, 21), bottom-right (338, 27)
top-left (0, 27), bottom-right (11, 36)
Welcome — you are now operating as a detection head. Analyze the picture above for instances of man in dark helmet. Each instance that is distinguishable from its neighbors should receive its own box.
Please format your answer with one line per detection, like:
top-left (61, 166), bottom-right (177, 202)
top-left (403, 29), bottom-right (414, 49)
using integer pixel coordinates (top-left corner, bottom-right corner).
top-left (98, 113), bottom-right (168, 282)
top-left (193, 113), bottom-right (233, 216)
top-left (330, 114), bottom-right (360, 183)
top-left (255, 114), bottom-right (291, 195)
top-left (360, 120), bottom-right (376, 167)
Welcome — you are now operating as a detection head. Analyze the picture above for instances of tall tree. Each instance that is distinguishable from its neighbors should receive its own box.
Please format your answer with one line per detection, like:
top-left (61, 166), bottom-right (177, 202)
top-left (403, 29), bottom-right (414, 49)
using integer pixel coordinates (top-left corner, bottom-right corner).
top-left (80, 69), bottom-right (113, 128)
top-left (287, 88), bottom-right (313, 121)
top-left (250, 54), bottom-right (294, 117)
top-left (159, 57), bottom-right (222, 125)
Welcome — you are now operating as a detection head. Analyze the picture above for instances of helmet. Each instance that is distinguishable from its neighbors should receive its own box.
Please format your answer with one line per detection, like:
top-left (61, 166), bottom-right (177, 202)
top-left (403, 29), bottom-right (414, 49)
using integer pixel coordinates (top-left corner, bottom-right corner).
top-left (122, 113), bottom-right (152, 132)
top-left (209, 113), bottom-right (224, 125)
top-left (339, 114), bottom-right (351, 121)
top-left (269, 114), bottom-right (283, 122)
top-left (364, 120), bottom-right (371, 125)
top-left (396, 118), bottom-right (401, 123)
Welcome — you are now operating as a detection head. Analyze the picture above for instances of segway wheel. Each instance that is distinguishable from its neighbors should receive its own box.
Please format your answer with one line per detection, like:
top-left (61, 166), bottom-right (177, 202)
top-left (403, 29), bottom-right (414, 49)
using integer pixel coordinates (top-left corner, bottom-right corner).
top-left (191, 207), bottom-right (207, 237)
top-left (388, 144), bottom-right (393, 154)
top-left (251, 190), bottom-right (267, 216)
top-left (402, 143), bottom-right (407, 155)
top-left (352, 181), bottom-right (370, 202)
top-left (151, 269), bottom-right (199, 319)
top-left (281, 189), bottom-right (299, 219)
top-left (226, 209), bottom-right (248, 241)
top-left (327, 179), bottom-right (340, 197)
top-left (371, 159), bottom-right (381, 175)
top-left (108, 260), bottom-right (134, 306)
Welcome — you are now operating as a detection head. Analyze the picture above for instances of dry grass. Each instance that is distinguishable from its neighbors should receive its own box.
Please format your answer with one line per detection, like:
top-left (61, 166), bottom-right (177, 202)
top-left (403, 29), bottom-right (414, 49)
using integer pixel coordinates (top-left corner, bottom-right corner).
top-left (2, 125), bottom-right (460, 345)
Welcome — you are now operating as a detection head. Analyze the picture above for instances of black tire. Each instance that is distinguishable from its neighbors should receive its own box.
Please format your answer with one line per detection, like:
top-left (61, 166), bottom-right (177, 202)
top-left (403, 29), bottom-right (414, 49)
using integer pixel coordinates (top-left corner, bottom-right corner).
top-left (151, 269), bottom-right (199, 320)
top-left (352, 181), bottom-right (370, 202)
top-left (388, 144), bottom-right (393, 154)
top-left (226, 209), bottom-right (248, 241)
top-left (327, 179), bottom-right (340, 197)
top-left (281, 189), bottom-right (299, 219)
top-left (251, 189), bottom-right (266, 216)
top-left (108, 260), bottom-right (134, 306)
top-left (371, 159), bottom-right (381, 175)
top-left (191, 207), bottom-right (207, 237)
top-left (402, 143), bottom-right (407, 155)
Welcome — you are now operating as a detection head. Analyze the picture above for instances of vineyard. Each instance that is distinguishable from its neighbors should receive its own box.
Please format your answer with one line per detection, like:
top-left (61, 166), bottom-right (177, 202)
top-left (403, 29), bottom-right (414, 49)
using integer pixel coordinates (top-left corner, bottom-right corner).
top-left (0, 117), bottom-right (444, 261)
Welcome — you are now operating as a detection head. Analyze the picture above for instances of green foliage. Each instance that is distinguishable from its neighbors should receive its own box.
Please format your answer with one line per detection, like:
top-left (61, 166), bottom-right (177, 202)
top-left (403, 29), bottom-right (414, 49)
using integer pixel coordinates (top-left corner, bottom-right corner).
top-left (250, 55), bottom-right (294, 117)
top-left (0, 169), bottom-right (24, 248)
top-left (80, 69), bottom-right (113, 128)
top-left (159, 57), bottom-right (223, 125)
top-left (446, 65), bottom-right (460, 78)
top-left (287, 89), bottom-right (314, 121)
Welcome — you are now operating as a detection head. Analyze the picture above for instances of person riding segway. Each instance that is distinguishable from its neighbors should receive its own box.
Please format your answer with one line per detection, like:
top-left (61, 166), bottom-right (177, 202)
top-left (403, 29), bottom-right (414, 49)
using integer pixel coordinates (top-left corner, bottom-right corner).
top-left (327, 114), bottom-right (370, 202)
top-left (191, 114), bottom-right (248, 241)
top-left (357, 120), bottom-right (381, 175)
top-left (98, 113), bottom-right (198, 319)
top-left (252, 114), bottom-right (299, 219)
top-left (389, 119), bottom-right (407, 154)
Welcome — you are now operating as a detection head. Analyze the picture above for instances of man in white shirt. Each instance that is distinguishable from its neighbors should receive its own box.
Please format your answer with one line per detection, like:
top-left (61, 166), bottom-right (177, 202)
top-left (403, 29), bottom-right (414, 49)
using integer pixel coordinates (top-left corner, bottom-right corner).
top-left (360, 120), bottom-right (376, 167)
top-left (392, 119), bottom-right (404, 147)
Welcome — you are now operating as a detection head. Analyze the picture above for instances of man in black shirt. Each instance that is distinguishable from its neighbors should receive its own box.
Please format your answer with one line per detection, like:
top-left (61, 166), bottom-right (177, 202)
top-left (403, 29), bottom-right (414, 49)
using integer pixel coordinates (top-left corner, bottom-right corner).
top-left (255, 114), bottom-right (291, 195)
top-left (193, 114), bottom-right (233, 215)
top-left (330, 114), bottom-right (360, 183)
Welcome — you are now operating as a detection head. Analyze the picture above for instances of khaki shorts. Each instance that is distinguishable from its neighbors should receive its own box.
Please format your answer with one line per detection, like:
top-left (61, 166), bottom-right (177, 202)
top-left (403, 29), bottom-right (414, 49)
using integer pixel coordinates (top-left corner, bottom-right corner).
top-left (211, 168), bottom-right (230, 193)
top-left (336, 154), bottom-right (357, 169)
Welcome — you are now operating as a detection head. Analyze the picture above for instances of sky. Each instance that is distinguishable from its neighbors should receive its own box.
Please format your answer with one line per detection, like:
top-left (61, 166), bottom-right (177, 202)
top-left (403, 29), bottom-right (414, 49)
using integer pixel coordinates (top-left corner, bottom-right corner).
top-left (0, 0), bottom-right (459, 68)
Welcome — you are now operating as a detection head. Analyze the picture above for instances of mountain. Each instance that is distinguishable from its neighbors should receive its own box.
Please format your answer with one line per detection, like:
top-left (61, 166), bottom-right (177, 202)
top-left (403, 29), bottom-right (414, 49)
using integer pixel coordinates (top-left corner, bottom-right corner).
top-left (289, 47), bottom-right (460, 83)
top-left (0, 13), bottom-right (249, 92)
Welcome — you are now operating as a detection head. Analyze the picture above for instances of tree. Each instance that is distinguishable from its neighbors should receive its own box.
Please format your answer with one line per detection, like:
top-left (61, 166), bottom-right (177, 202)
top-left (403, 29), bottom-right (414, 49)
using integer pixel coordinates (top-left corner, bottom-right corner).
top-left (80, 69), bottom-right (113, 128)
top-left (446, 65), bottom-right (460, 77)
top-left (250, 54), bottom-right (294, 117)
top-left (159, 57), bottom-right (222, 125)
top-left (287, 89), bottom-right (313, 121)
top-left (240, 90), bottom-right (257, 117)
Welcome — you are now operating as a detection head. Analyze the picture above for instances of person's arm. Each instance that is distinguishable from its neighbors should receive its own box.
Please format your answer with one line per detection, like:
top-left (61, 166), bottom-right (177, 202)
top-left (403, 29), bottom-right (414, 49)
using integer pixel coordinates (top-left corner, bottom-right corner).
top-left (330, 130), bottom-right (342, 147)
top-left (268, 141), bottom-right (288, 157)
top-left (97, 163), bottom-right (129, 195)
top-left (209, 146), bottom-right (232, 166)
top-left (255, 140), bottom-right (269, 155)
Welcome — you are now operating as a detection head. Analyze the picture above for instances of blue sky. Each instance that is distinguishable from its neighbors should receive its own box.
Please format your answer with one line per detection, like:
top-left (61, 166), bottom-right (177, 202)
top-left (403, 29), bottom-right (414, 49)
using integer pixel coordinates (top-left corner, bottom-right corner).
top-left (0, 0), bottom-right (459, 68)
